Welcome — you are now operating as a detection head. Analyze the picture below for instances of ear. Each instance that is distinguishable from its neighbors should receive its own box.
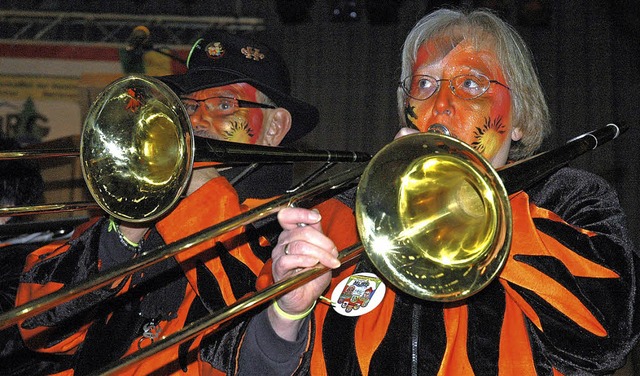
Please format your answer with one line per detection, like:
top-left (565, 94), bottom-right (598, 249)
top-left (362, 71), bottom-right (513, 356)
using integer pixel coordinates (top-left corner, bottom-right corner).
top-left (264, 108), bottom-right (292, 146)
top-left (511, 127), bottom-right (523, 142)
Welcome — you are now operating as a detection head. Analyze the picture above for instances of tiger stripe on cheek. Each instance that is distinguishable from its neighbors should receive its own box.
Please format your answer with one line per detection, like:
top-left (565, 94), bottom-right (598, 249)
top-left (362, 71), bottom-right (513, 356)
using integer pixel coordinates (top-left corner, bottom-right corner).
top-left (404, 105), bottom-right (419, 130)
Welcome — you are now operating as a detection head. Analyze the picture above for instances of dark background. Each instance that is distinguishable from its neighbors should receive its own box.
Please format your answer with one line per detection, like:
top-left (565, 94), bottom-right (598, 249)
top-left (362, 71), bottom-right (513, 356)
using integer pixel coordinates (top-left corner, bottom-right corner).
top-left (1, 0), bottom-right (639, 247)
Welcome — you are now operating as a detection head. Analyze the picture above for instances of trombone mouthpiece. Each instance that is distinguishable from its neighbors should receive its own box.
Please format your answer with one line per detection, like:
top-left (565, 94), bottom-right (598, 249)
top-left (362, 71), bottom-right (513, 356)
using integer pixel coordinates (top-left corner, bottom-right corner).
top-left (427, 123), bottom-right (451, 136)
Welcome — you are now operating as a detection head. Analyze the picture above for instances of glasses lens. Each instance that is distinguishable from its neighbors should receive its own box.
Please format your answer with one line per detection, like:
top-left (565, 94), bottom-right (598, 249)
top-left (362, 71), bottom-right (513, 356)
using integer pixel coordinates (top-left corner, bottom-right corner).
top-left (204, 97), bottom-right (237, 115)
top-left (451, 75), bottom-right (490, 99)
top-left (181, 99), bottom-right (198, 115)
top-left (181, 97), bottom-right (239, 116)
top-left (404, 75), bottom-right (438, 100)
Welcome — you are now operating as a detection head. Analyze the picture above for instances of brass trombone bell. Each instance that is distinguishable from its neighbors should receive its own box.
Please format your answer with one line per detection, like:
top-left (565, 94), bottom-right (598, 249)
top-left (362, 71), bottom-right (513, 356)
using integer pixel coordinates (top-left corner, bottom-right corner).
top-left (356, 133), bottom-right (511, 301)
top-left (80, 75), bottom-right (194, 223)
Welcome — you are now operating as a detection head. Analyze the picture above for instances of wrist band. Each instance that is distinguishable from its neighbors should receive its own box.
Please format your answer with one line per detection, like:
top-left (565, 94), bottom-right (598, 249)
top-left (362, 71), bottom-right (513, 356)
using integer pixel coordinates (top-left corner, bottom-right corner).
top-left (108, 217), bottom-right (142, 251)
top-left (272, 299), bottom-right (316, 321)
top-left (318, 295), bottom-right (335, 306)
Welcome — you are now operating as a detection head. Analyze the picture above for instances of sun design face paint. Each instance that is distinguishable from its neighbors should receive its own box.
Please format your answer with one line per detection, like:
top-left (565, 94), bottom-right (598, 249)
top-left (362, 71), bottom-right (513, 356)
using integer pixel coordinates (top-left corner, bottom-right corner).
top-left (222, 121), bottom-right (256, 142)
top-left (405, 38), bottom-right (517, 167)
top-left (470, 116), bottom-right (506, 156)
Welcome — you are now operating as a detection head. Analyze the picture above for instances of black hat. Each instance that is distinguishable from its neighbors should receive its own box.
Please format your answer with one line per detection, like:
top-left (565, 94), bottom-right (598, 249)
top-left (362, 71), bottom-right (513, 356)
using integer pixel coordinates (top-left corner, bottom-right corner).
top-left (158, 31), bottom-right (319, 143)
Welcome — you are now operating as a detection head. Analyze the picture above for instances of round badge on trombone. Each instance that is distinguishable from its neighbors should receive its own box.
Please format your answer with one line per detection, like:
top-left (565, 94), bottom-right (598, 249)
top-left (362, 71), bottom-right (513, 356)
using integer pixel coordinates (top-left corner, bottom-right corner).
top-left (330, 273), bottom-right (386, 317)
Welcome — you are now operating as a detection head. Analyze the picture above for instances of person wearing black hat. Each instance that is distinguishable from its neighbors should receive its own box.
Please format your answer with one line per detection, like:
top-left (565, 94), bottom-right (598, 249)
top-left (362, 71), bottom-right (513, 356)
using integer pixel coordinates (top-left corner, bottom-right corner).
top-left (114, 30), bottom-right (321, 252)
top-left (159, 31), bottom-right (318, 145)
top-left (13, 31), bottom-right (332, 375)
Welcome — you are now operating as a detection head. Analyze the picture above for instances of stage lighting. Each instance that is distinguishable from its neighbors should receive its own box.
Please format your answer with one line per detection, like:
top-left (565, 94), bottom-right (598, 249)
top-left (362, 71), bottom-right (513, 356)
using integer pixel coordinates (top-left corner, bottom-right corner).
top-left (331, 0), bottom-right (360, 22)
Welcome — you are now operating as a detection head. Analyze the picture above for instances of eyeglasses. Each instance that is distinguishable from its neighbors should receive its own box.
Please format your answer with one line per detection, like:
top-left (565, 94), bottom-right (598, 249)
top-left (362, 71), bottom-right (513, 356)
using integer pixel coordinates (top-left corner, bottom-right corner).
top-left (400, 74), bottom-right (510, 101)
top-left (180, 96), bottom-right (276, 116)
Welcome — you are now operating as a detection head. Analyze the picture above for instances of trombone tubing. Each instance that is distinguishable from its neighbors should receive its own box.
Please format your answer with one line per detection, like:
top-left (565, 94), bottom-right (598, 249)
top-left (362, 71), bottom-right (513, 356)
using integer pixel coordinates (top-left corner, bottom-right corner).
top-left (0, 138), bottom-right (371, 163)
top-left (0, 165), bottom-right (365, 330)
top-left (194, 137), bottom-right (372, 163)
top-left (0, 140), bottom-right (372, 218)
top-left (0, 202), bottom-right (100, 218)
top-left (93, 242), bottom-right (364, 375)
top-left (0, 149), bottom-right (78, 160)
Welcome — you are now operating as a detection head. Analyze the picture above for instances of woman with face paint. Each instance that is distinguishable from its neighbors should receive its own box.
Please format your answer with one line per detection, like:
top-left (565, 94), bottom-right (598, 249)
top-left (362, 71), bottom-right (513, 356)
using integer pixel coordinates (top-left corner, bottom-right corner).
top-left (232, 8), bottom-right (640, 376)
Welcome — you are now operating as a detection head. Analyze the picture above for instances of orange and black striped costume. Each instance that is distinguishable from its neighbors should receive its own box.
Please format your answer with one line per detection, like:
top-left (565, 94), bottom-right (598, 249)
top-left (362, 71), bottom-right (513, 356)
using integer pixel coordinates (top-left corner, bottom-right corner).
top-left (229, 167), bottom-right (640, 375)
top-left (13, 164), bottom-right (300, 375)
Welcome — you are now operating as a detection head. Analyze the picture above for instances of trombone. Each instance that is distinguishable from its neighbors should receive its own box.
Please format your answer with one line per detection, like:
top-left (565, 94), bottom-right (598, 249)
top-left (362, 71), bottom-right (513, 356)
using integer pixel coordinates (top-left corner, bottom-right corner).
top-left (0, 73), bottom-right (371, 327)
top-left (0, 75), bottom-right (371, 222)
top-left (0, 75), bottom-right (626, 374)
top-left (98, 124), bottom-right (627, 375)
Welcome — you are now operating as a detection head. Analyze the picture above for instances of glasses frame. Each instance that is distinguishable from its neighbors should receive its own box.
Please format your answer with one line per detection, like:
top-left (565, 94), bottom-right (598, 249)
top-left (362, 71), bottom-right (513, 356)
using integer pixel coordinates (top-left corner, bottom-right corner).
top-left (180, 96), bottom-right (276, 116)
top-left (400, 73), bottom-right (510, 101)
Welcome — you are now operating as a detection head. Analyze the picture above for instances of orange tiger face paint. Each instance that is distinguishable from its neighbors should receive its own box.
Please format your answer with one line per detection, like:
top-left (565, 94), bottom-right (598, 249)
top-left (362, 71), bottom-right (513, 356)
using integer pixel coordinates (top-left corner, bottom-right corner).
top-left (186, 83), bottom-right (268, 144)
top-left (404, 38), bottom-right (520, 167)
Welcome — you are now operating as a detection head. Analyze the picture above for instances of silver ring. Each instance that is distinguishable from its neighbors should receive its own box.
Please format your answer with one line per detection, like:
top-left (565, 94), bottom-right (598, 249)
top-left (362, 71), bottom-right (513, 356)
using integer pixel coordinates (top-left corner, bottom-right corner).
top-left (284, 243), bottom-right (290, 255)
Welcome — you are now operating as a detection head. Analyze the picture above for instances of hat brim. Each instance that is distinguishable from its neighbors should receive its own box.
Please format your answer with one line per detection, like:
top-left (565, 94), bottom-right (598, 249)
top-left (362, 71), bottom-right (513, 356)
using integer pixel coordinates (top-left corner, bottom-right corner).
top-left (158, 69), bottom-right (319, 143)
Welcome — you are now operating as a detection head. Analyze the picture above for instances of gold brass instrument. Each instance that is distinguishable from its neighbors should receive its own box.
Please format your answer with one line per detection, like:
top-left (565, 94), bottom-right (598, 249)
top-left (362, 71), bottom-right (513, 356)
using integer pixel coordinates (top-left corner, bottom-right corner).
top-left (80, 74), bottom-right (194, 222)
top-left (357, 123), bottom-right (623, 302)
top-left (0, 75), bottom-right (370, 222)
top-left (0, 74), bottom-right (625, 374)
top-left (92, 123), bottom-right (623, 375)
top-left (356, 133), bottom-right (511, 301)
top-left (0, 122), bottom-right (623, 322)
top-left (0, 74), bottom-right (369, 326)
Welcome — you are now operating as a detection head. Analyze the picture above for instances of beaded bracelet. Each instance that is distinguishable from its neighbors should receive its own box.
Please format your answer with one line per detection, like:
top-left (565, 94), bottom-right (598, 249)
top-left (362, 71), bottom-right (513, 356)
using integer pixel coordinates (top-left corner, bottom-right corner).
top-left (108, 217), bottom-right (143, 252)
top-left (272, 299), bottom-right (317, 321)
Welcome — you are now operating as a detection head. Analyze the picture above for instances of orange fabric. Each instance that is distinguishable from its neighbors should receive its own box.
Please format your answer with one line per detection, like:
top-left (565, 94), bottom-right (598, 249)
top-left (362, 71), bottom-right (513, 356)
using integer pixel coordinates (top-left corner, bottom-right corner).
top-left (16, 242), bottom-right (89, 354)
top-left (194, 161), bottom-right (221, 168)
top-left (70, 216), bottom-right (101, 239)
top-left (439, 305), bottom-right (473, 375)
top-left (47, 371), bottom-right (70, 376)
top-left (156, 176), bottom-right (260, 306)
top-left (309, 262), bottom-right (358, 376)
top-left (312, 199), bottom-right (357, 248)
top-left (308, 198), bottom-right (398, 375)
top-left (156, 176), bottom-right (240, 261)
top-left (297, 198), bottom-right (359, 375)
top-left (16, 176), bottom-right (270, 374)
top-left (498, 280), bottom-right (542, 334)
top-left (529, 202), bottom-right (596, 237)
top-left (309, 301), bottom-right (330, 375)
top-left (257, 259), bottom-right (274, 290)
top-left (114, 288), bottom-right (203, 375)
top-left (306, 192), bottom-right (622, 375)
top-left (498, 289), bottom-right (538, 375)
top-left (499, 192), bottom-right (616, 337)
top-left (242, 197), bottom-right (278, 210)
top-left (16, 239), bottom-right (205, 374)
